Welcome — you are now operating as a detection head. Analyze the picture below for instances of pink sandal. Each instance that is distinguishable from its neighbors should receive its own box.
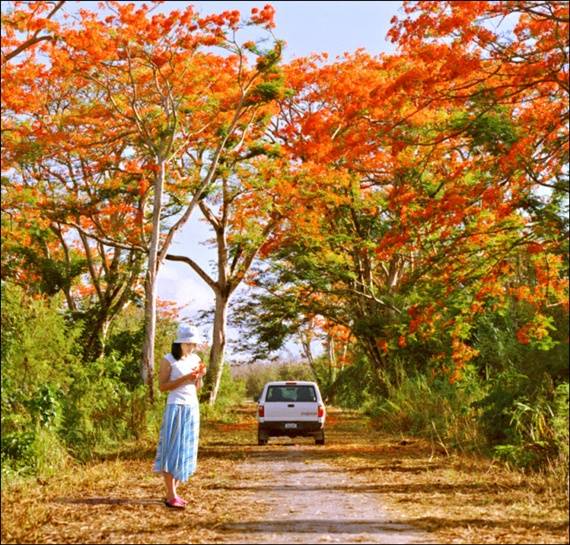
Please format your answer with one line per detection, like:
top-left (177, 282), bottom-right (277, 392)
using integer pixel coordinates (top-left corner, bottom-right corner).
top-left (165, 497), bottom-right (186, 509)
top-left (176, 495), bottom-right (188, 506)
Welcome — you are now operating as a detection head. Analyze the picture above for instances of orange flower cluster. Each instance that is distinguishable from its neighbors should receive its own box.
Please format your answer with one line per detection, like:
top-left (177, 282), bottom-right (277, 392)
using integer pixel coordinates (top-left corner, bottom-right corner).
top-left (250, 5), bottom-right (276, 29)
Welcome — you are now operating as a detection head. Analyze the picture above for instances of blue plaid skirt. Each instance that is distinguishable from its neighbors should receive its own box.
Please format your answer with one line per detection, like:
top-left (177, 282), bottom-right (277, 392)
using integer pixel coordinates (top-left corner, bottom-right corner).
top-left (152, 402), bottom-right (200, 482)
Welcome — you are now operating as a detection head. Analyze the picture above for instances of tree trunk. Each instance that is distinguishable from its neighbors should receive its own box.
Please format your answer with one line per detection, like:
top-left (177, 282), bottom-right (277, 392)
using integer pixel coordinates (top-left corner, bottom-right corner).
top-left (141, 160), bottom-right (164, 404)
top-left (142, 271), bottom-right (156, 402)
top-left (326, 333), bottom-right (336, 388)
top-left (83, 312), bottom-right (111, 361)
top-left (300, 333), bottom-right (319, 383)
top-left (362, 334), bottom-right (390, 396)
top-left (206, 290), bottom-right (229, 405)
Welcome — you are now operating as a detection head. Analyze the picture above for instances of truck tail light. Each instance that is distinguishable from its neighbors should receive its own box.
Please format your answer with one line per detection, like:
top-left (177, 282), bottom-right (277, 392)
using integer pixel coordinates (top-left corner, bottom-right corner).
top-left (317, 405), bottom-right (324, 417)
top-left (258, 405), bottom-right (264, 417)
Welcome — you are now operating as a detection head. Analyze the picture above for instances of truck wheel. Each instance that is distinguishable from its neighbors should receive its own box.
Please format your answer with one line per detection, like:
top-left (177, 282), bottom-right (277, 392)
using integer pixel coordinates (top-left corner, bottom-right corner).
top-left (258, 431), bottom-right (268, 446)
top-left (315, 431), bottom-right (325, 445)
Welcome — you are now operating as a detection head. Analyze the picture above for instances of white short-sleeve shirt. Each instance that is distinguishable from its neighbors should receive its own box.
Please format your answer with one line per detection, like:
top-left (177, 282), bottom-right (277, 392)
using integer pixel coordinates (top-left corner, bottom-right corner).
top-left (165, 352), bottom-right (201, 405)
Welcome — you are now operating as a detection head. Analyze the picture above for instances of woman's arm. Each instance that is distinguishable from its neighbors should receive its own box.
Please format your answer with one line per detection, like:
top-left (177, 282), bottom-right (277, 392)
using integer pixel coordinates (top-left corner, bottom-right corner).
top-left (158, 358), bottom-right (200, 393)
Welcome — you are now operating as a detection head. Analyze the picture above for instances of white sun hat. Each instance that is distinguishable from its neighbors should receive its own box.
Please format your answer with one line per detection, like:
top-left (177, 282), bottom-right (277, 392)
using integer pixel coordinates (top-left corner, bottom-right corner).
top-left (175, 324), bottom-right (205, 344)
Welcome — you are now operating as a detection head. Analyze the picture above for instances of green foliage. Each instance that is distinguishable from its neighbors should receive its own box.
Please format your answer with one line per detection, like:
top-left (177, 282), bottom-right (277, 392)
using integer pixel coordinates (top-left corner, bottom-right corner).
top-left (1, 281), bottom-right (179, 479)
top-left (370, 364), bottom-right (485, 450)
top-left (200, 363), bottom-right (247, 422)
top-left (26, 385), bottom-right (60, 427)
top-left (232, 290), bottom-right (308, 360)
top-left (1, 427), bottom-right (72, 484)
top-left (105, 305), bottom-right (176, 391)
top-left (468, 302), bottom-right (569, 470)
top-left (1, 282), bottom-right (83, 391)
top-left (328, 352), bottom-right (380, 409)
top-left (254, 40), bottom-right (284, 73)
top-left (59, 354), bottom-right (147, 460)
top-left (450, 101), bottom-right (520, 155)
top-left (239, 361), bottom-right (314, 401)
top-left (1, 219), bottom-right (87, 298)
top-left (244, 79), bottom-right (294, 106)
top-left (1, 281), bottom-right (82, 479)
top-left (483, 373), bottom-right (569, 470)
top-left (552, 382), bottom-right (569, 470)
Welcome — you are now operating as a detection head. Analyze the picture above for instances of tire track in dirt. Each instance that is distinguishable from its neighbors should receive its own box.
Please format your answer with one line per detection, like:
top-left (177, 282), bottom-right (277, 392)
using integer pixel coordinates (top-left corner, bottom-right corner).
top-left (212, 444), bottom-right (431, 544)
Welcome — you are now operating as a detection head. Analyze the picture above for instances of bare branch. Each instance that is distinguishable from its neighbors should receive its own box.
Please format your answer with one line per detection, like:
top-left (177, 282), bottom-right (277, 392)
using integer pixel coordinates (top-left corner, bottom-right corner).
top-left (165, 254), bottom-right (217, 293)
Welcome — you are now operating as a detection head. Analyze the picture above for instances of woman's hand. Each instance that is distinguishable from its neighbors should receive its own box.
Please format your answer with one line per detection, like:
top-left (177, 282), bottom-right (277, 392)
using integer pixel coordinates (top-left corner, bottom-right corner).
top-left (191, 362), bottom-right (207, 380)
top-left (196, 362), bottom-right (207, 378)
top-left (182, 371), bottom-right (198, 383)
top-left (183, 363), bottom-right (206, 383)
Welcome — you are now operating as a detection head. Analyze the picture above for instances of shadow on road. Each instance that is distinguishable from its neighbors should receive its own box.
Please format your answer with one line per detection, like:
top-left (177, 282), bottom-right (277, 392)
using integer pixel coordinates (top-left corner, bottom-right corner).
top-left (54, 497), bottom-right (164, 506)
top-left (218, 519), bottom-right (417, 535)
top-left (215, 517), bottom-right (567, 535)
top-left (203, 481), bottom-right (528, 495)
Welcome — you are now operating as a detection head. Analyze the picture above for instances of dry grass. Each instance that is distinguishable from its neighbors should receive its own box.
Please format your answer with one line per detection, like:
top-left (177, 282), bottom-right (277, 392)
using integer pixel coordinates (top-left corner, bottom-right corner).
top-left (1, 449), bottom-right (252, 543)
top-left (1, 403), bottom-right (568, 544)
top-left (321, 409), bottom-right (570, 544)
top-left (1, 415), bottom-right (261, 544)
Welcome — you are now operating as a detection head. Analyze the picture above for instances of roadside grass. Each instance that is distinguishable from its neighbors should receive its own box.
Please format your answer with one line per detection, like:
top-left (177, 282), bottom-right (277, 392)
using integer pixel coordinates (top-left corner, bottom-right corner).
top-left (0, 408), bottom-right (261, 544)
top-left (321, 407), bottom-right (570, 544)
top-left (1, 401), bottom-right (568, 544)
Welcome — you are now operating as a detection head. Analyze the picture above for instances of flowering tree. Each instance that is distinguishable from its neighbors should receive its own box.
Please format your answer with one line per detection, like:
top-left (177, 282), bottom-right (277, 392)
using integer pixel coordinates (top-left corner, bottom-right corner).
top-left (234, 13), bottom-right (568, 387)
top-left (2, 1), bottom-right (284, 401)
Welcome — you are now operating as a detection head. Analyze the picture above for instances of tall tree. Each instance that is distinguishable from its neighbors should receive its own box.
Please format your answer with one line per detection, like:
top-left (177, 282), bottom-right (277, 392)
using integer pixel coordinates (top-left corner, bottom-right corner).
top-left (2, 1), bottom-right (282, 400)
top-left (234, 39), bottom-right (568, 387)
top-left (167, 152), bottom-right (291, 404)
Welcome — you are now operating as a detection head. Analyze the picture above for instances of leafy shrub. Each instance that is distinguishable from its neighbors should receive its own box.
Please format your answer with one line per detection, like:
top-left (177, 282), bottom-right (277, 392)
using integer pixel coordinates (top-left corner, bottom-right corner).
top-left (330, 352), bottom-right (379, 409)
top-left (1, 282), bottom-right (81, 480)
top-left (370, 364), bottom-right (485, 451)
top-left (201, 363), bottom-right (247, 422)
top-left (1, 281), bottom-right (179, 476)
top-left (552, 382), bottom-right (569, 461)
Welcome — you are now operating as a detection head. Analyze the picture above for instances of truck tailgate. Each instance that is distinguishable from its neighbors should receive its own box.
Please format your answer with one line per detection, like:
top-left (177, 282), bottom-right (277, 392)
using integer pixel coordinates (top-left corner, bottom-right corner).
top-left (264, 401), bottom-right (319, 421)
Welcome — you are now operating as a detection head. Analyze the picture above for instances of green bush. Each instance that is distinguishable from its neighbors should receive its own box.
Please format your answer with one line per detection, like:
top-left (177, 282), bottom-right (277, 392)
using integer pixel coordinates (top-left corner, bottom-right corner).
top-left (59, 353), bottom-right (143, 460)
top-left (552, 382), bottom-right (569, 462)
top-left (201, 363), bottom-right (247, 422)
top-left (1, 282), bottom-right (81, 480)
top-left (475, 368), bottom-right (532, 444)
top-left (370, 364), bottom-right (485, 451)
top-left (487, 378), bottom-right (569, 471)
top-left (1, 281), bottom-right (179, 477)
top-left (331, 352), bottom-right (381, 409)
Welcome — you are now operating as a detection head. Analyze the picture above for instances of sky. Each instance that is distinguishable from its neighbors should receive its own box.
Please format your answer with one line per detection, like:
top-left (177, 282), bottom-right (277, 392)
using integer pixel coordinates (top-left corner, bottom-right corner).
top-left (152, 1), bottom-right (405, 358)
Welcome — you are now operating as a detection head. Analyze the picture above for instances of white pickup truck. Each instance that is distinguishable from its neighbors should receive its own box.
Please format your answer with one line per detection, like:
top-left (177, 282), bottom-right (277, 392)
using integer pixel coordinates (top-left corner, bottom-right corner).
top-left (256, 381), bottom-right (326, 445)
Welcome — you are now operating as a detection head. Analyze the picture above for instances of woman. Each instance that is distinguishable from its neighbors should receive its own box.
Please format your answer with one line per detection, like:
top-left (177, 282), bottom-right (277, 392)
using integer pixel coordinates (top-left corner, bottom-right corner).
top-left (152, 324), bottom-right (207, 509)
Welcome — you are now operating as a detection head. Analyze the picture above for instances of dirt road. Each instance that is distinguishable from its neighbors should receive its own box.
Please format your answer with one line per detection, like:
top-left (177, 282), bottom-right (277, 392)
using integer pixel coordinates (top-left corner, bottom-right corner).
top-left (214, 444), bottom-right (429, 544)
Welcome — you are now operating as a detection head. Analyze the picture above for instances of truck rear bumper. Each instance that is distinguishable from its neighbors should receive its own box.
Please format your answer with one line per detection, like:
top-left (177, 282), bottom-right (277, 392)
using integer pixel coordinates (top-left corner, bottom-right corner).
top-left (259, 421), bottom-right (323, 437)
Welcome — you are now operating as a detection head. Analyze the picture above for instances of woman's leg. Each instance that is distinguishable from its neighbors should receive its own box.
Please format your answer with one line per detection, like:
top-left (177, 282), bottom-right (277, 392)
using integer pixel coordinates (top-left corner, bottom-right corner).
top-left (173, 478), bottom-right (188, 504)
top-left (163, 472), bottom-right (176, 500)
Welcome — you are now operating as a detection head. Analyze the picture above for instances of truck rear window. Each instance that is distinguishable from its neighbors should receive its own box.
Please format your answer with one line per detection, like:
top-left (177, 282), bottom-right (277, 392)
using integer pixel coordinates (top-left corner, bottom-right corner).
top-left (266, 385), bottom-right (317, 402)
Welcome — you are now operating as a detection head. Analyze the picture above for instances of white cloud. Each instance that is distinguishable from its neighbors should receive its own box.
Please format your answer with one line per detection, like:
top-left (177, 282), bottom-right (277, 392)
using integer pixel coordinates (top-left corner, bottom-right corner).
top-left (157, 260), bottom-right (214, 316)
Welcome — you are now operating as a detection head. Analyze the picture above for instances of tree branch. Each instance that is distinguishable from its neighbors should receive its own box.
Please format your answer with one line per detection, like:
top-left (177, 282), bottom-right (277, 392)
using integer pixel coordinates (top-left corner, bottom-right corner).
top-left (165, 253), bottom-right (218, 293)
